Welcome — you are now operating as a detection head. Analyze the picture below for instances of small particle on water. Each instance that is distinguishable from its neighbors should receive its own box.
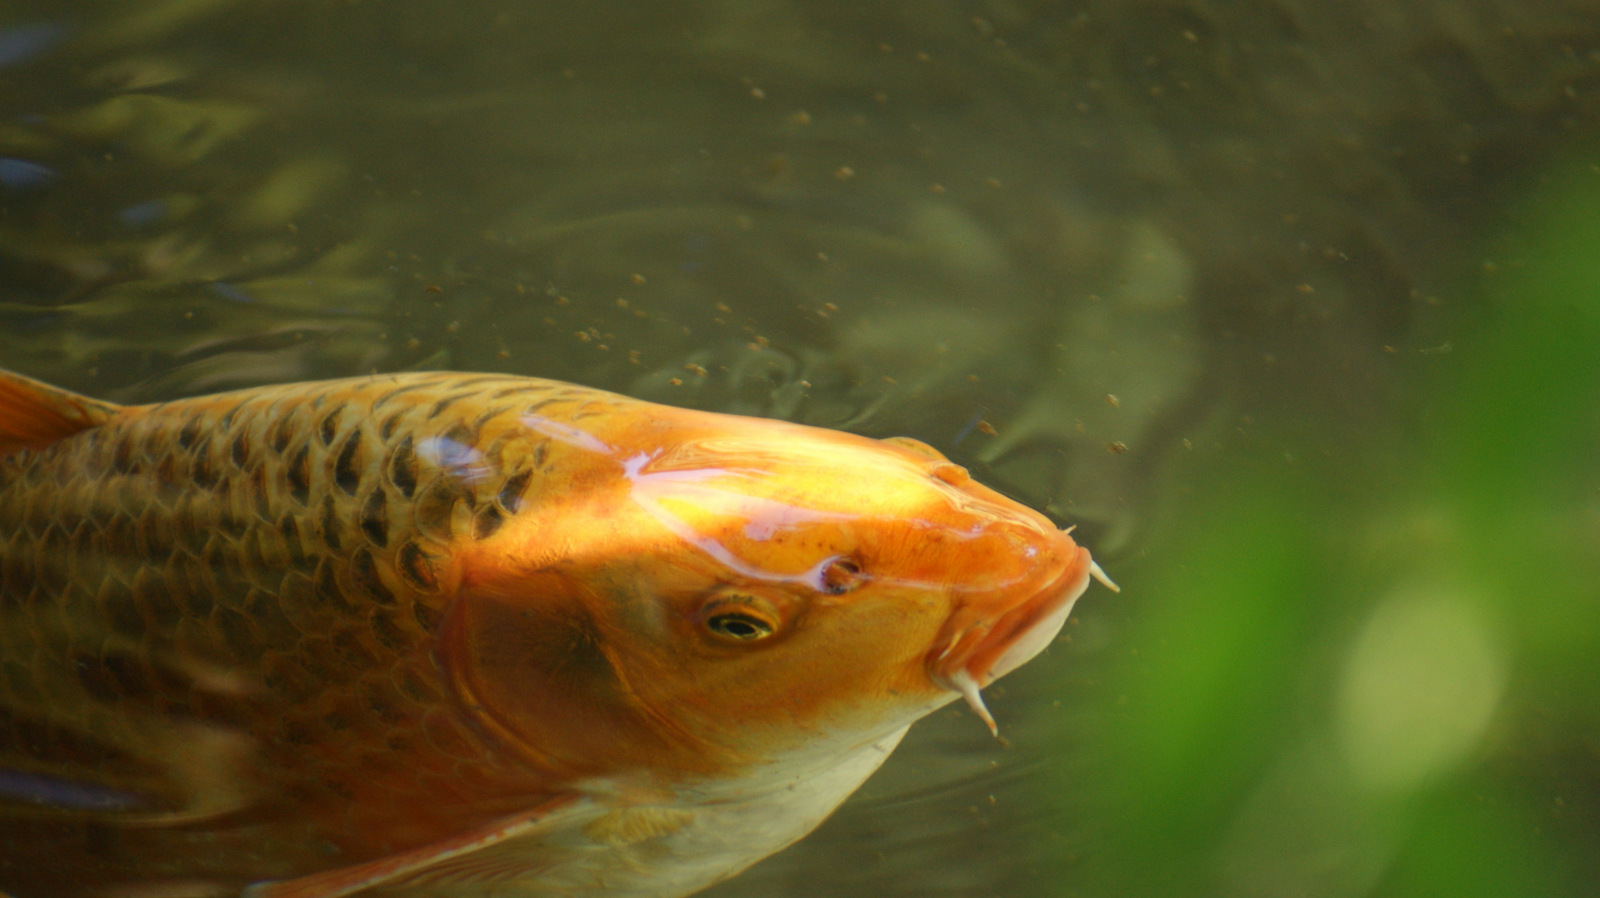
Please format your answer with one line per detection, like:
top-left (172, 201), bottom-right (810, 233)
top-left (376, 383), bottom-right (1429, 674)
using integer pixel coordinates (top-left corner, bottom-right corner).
top-left (715, 302), bottom-right (732, 314)
top-left (575, 332), bottom-right (591, 343)
top-left (615, 298), bottom-right (629, 309)
top-left (630, 273), bottom-right (646, 285)
top-left (555, 296), bottom-right (570, 306)
top-left (789, 110), bottom-right (812, 126)
top-left (929, 183), bottom-right (946, 194)
top-left (425, 284), bottom-right (443, 294)
top-left (1105, 393), bottom-right (1120, 407)
top-left (1107, 441), bottom-right (1129, 454)
top-left (834, 166), bottom-right (856, 180)
top-left (684, 363), bottom-right (707, 377)
top-left (668, 377), bottom-right (683, 386)
top-left (406, 338), bottom-right (421, 350)
top-left (445, 321), bottom-right (459, 333)
top-left (976, 420), bottom-right (997, 436)
top-left (983, 176), bottom-right (1003, 188)
top-left (1295, 283), bottom-right (1315, 294)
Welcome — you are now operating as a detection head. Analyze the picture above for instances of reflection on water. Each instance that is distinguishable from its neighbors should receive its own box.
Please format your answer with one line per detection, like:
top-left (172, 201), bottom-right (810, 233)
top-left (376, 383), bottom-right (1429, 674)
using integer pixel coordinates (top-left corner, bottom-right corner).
top-left (2, 0), bottom-right (1598, 896)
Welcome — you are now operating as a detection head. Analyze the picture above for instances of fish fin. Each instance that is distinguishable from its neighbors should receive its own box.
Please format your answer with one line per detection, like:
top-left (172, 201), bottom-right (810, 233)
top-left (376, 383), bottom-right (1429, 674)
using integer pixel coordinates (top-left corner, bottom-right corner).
top-left (242, 793), bottom-right (586, 898)
top-left (882, 435), bottom-right (949, 460)
top-left (0, 638), bottom-right (271, 828)
top-left (0, 368), bottom-right (120, 454)
top-left (0, 711), bottom-right (265, 826)
top-left (0, 768), bottom-right (149, 814)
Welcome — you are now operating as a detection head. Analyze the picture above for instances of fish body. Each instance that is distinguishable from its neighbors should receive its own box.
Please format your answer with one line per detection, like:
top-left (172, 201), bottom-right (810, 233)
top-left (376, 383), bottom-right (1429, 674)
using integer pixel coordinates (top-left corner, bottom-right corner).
top-left (0, 369), bottom-right (1109, 897)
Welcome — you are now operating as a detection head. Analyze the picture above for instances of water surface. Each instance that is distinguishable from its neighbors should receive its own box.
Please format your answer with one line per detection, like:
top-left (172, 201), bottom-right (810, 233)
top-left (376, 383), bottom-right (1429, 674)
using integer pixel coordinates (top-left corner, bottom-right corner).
top-left (2, 1), bottom-right (1598, 896)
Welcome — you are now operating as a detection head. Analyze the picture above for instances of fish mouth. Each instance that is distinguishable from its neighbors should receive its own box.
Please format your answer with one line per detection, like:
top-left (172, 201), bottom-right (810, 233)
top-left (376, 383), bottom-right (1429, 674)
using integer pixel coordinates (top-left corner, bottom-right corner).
top-left (931, 544), bottom-right (1116, 735)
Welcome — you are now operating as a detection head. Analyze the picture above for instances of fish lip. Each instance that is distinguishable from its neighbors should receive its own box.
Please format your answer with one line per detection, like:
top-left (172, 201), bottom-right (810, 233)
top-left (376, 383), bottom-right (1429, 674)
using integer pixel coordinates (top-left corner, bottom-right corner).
top-left (929, 545), bottom-right (1093, 707)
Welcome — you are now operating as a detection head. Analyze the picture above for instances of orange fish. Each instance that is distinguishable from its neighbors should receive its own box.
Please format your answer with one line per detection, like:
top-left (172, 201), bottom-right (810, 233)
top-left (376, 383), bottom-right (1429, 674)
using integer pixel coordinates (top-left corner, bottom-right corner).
top-left (0, 368), bottom-right (1114, 898)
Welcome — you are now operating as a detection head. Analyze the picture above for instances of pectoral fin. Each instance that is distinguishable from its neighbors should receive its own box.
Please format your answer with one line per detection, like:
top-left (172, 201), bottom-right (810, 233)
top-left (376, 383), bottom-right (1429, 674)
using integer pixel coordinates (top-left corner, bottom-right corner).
top-left (242, 793), bottom-right (585, 898)
top-left (0, 368), bottom-right (120, 454)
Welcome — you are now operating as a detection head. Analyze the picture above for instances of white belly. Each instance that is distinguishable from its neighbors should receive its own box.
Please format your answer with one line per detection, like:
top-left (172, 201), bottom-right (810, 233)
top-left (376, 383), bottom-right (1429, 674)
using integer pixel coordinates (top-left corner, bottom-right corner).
top-left (370, 725), bottom-right (913, 897)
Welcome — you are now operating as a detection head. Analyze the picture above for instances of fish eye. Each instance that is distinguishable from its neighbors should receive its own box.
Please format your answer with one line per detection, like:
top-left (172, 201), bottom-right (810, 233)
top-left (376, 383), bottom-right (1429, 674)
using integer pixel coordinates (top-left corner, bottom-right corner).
top-left (818, 556), bottom-right (864, 595)
top-left (699, 595), bottom-right (782, 644)
top-left (705, 612), bottom-right (775, 642)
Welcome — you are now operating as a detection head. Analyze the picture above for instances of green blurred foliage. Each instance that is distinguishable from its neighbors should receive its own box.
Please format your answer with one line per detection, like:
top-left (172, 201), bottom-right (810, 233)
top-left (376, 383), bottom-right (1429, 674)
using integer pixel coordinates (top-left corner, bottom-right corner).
top-left (1094, 469), bottom-right (1324, 871)
top-left (1377, 787), bottom-right (1566, 898)
top-left (1444, 160), bottom-right (1600, 663)
top-left (1062, 157), bottom-right (1600, 897)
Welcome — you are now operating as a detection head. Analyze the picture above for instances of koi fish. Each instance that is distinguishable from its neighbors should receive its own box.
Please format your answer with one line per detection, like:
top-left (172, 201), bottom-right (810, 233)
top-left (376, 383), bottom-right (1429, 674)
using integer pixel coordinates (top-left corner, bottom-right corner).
top-left (0, 368), bottom-right (1114, 898)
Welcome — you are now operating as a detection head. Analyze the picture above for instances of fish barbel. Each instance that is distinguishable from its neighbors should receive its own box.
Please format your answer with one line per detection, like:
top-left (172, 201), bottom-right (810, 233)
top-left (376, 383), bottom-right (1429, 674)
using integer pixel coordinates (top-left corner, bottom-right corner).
top-left (0, 368), bottom-right (1114, 898)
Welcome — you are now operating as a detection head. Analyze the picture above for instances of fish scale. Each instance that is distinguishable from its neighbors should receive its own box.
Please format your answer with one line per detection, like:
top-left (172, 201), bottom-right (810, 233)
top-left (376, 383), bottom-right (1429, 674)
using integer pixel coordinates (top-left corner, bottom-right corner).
top-left (0, 372), bottom-right (597, 890)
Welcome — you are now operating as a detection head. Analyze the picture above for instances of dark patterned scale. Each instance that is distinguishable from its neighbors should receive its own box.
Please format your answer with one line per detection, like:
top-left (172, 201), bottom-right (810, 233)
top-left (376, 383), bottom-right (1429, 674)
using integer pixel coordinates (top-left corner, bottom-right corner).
top-left (0, 372), bottom-right (612, 891)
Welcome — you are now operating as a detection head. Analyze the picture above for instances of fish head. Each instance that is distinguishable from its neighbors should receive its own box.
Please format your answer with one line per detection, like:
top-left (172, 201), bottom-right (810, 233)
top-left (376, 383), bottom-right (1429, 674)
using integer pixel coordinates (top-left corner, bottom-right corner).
top-left (447, 411), bottom-right (1099, 782)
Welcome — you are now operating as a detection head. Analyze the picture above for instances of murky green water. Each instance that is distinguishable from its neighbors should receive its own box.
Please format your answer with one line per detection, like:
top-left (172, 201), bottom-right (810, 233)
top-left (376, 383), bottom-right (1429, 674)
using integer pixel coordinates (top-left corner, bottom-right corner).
top-left (3, 1), bottom-right (1598, 896)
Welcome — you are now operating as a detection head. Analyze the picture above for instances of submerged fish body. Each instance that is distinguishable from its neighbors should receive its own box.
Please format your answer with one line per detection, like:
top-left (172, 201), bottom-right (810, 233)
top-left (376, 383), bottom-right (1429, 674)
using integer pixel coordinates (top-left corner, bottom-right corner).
top-left (0, 368), bottom-right (1110, 898)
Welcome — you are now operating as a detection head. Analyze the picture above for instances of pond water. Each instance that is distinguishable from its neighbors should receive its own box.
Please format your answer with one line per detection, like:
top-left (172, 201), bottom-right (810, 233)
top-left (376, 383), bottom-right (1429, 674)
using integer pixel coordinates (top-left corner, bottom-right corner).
top-left (2, 1), bottom-right (1598, 896)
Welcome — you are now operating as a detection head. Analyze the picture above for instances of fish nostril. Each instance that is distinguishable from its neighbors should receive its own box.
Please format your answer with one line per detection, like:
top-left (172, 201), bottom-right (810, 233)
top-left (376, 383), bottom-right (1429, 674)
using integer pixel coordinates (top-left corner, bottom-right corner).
top-left (930, 463), bottom-right (970, 486)
top-left (818, 556), bottom-right (865, 595)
